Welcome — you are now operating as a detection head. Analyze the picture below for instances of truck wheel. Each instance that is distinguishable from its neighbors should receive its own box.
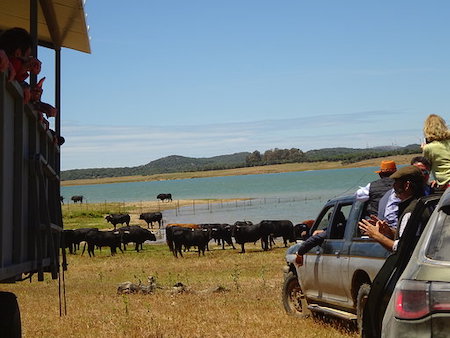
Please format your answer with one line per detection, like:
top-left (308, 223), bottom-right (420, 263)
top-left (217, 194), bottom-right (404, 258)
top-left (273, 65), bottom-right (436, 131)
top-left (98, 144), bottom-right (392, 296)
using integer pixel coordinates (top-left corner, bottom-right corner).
top-left (356, 283), bottom-right (370, 333)
top-left (0, 292), bottom-right (21, 338)
top-left (282, 271), bottom-right (306, 317)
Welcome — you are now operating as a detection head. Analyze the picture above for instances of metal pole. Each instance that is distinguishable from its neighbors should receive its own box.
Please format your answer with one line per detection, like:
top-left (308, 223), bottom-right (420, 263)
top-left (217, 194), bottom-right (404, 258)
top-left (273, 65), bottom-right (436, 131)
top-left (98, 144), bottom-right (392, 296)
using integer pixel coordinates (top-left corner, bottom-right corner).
top-left (29, 0), bottom-right (38, 87)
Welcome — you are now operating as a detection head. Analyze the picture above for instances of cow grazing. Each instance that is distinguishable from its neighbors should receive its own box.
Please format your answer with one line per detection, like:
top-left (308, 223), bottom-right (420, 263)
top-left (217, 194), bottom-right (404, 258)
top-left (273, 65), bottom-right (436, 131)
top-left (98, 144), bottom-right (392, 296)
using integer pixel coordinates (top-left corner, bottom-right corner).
top-left (83, 229), bottom-right (123, 257)
top-left (200, 223), bottom-right (235, 250)
top-left (119, 226), bottom-right (156, 252)
top-left (72, 227), bottom-right (98, 253)
top-left (139, 212), bottom-right (162, 228)
top-left (157, 193), bottom-right (172, 202)
top-left (165, 223), bottom-right (200, 253)
top-left (169, 227), bottom-right (211, 257)
top-left (232, 222), bottom-right (262, 253)
top-left (62, 229), bottom-right (75, 254)
top-left (71, 195), bottom-right (83, 203)
top-left (105, 214), bottom-right (130, 230)
top-left (260, 220), bottom-right (294, 251)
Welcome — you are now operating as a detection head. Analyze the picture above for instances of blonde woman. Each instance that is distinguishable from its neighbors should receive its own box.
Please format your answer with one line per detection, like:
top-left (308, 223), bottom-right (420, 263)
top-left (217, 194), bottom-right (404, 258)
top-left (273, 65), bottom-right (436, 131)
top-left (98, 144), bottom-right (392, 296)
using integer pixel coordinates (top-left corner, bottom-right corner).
top-left (422, 114), bottom-right (450, 189)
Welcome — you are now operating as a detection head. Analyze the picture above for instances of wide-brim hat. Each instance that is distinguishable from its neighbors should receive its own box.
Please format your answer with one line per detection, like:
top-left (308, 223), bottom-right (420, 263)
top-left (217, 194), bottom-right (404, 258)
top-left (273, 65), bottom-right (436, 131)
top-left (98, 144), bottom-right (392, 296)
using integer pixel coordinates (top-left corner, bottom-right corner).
top-left (375, 160), bottom-right (397, 173)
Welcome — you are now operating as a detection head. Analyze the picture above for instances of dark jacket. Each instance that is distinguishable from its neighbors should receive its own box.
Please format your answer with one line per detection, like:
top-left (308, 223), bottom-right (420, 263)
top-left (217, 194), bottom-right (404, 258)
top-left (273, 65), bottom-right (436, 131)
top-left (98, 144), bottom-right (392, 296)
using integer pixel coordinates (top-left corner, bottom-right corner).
top-left (367, 177), bottom-right (395, 216)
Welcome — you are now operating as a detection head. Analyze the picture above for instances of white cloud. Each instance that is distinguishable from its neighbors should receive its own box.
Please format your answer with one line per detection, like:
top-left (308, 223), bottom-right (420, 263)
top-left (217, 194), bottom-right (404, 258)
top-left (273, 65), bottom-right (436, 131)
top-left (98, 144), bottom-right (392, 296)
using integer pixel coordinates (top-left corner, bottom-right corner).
top-left (61, 110), bottom-right (422, 170)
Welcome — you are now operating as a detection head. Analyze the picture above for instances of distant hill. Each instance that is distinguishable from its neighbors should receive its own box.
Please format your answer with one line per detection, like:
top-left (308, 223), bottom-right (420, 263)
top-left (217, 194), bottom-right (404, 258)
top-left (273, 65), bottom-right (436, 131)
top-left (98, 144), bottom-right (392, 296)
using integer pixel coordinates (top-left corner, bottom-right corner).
top-left (61, 152), bottom-right (251, 181)
top-left (61, 144), bottom-right (421, 181)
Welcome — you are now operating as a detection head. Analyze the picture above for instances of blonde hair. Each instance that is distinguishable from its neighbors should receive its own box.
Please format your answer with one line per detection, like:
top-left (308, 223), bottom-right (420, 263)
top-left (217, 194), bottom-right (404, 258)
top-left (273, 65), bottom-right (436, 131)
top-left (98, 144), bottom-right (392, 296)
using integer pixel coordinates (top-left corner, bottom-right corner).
top-left (423, 114), bottom-right (450, 142)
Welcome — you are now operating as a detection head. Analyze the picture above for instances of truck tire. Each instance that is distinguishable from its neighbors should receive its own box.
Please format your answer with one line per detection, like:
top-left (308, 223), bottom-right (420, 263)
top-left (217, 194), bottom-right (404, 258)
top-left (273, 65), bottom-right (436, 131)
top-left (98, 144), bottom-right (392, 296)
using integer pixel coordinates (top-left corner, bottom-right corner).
top-left (0, 292), bottom-right (21, 338)
top-left (356, 283), bottom-right (370, 333)
top-left (282, 271), bottom-right (306, 317)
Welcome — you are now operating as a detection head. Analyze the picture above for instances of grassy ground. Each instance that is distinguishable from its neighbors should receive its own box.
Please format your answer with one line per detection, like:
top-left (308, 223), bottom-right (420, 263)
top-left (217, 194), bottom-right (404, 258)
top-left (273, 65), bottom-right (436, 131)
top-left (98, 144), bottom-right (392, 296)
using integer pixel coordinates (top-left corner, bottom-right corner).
top-left (4, 244), bottom-right (357, 337)
top-left (61, 154), bottom-right (420, 187)
top-left (2, 203), bottom-right (358, 337)
top-left (62, 199), bottom-right (247, 230)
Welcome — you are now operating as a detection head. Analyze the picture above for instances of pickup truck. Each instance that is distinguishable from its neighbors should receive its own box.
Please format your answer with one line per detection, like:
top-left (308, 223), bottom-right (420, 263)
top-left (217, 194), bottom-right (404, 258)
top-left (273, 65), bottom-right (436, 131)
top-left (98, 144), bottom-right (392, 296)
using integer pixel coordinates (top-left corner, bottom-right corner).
top-left (282, 194), bottom-right (390, 330)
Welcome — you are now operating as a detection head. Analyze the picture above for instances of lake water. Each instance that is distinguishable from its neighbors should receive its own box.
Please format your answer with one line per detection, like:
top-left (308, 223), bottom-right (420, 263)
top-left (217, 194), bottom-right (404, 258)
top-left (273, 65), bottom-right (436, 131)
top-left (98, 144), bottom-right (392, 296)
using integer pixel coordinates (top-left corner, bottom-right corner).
top-left (61, 167), bottom-right (377, 225)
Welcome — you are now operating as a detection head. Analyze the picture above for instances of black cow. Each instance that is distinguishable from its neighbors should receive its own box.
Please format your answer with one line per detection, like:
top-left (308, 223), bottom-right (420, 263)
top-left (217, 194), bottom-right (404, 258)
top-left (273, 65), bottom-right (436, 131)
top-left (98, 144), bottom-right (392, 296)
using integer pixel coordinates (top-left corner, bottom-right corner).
top-left (169, 227), bottom-right (210, 257)
top-left (105, 214), bottom-right (130, 229)
top-left (60, 196), bottom-right (64, 204)
top-left (200, 223), bottom-right (235, 250)
top-left (260, 220), bottom-right (294, 251)
top-left (83, 229), bottom-right (123, 257)
top-left (62, 229), bottom-right (75, 254)
top-left (139, 212), bottom-right (162, 228)
top-left (157, 193), bottom-right (172, 202)
top-left (72, 227), bottom-right (98, 253)
top-left (71, 195), bottom-right (83, 203)
top-left (118, 226), bottom-right (156, 252)
top-left (232, 222), bottom-right (262, 253)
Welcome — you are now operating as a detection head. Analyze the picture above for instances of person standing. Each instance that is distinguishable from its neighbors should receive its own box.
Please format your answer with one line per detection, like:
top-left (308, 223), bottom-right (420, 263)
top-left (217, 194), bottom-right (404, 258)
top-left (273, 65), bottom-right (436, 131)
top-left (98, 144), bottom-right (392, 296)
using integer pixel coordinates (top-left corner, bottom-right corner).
top-left (422, 114), bottom-right (450, 190)
top-left (355, 160), bottom-right (397, 216)
top-left (358, 166), bottom-right (425, 252)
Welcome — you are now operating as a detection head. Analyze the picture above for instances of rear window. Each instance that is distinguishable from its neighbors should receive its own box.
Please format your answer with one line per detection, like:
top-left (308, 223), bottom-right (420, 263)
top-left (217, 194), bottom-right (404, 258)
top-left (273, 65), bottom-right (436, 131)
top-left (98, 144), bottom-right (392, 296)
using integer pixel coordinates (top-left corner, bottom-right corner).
top-left (426, 207), bottom-right (450, 261)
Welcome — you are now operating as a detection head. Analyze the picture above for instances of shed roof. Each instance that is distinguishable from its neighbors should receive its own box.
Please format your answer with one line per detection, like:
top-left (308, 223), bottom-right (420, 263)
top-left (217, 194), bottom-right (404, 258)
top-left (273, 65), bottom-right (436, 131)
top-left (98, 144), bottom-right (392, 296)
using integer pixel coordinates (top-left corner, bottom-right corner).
top-left (0, 0), bottom-right (91, 53)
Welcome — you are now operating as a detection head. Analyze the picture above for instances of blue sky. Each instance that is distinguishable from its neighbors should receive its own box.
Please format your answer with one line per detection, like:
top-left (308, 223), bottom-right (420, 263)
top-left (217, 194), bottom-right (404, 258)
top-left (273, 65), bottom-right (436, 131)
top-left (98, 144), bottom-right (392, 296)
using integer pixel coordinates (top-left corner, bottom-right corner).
top-left (38, 1), bottom-right (450, 170)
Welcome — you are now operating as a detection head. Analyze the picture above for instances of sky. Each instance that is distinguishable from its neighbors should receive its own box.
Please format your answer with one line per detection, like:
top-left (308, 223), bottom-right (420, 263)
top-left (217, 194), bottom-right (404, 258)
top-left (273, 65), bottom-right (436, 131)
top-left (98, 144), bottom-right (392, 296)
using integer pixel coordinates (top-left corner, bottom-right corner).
top-left (38, 1), bottom-right (450, 170)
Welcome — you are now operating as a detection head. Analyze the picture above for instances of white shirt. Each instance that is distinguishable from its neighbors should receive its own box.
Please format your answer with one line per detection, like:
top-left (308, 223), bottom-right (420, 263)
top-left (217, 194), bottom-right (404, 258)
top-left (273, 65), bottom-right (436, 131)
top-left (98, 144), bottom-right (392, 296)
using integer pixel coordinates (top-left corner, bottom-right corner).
top-left (392, 212), bottom-right (411, 251)
top-left (355, 183), bottom-right (370, 201)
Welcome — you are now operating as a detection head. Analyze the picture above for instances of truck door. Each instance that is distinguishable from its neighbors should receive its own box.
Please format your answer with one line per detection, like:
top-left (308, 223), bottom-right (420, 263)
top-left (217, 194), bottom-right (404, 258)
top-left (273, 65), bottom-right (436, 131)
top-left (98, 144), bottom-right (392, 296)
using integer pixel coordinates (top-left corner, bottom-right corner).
top-left (300, 204), bottom-right (335, 300)
top-left (319, 202), bottom-right (353, 303)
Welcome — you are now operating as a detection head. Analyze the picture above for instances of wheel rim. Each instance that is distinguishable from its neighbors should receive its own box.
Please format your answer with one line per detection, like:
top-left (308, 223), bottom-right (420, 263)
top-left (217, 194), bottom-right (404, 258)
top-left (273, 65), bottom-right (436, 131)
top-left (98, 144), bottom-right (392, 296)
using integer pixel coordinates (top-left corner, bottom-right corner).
top-left (287, 279), bottom-right (303, 313)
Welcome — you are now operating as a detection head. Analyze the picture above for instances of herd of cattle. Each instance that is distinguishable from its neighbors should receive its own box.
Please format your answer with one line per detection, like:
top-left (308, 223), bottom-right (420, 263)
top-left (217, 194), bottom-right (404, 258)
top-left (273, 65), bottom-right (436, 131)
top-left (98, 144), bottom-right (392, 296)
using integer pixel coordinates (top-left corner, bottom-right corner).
top-left (63, 213), bottom-right (312, 258)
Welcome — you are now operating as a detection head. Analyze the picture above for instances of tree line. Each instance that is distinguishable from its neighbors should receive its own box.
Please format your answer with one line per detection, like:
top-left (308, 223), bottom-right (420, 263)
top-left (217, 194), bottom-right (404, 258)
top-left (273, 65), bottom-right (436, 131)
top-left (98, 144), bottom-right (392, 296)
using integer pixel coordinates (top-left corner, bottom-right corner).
top-left (245, 144), bottom-right (421, 166)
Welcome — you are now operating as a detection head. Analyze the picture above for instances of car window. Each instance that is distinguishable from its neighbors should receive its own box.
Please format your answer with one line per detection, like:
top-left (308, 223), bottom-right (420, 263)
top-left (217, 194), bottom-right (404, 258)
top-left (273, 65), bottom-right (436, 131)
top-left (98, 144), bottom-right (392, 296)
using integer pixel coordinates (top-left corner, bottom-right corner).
top-left (426, 207), bottom-right (450, 261)
top-left (329, 203), bottom-right (352, 239)
top-left (315, 206), bottom-right (335, 233)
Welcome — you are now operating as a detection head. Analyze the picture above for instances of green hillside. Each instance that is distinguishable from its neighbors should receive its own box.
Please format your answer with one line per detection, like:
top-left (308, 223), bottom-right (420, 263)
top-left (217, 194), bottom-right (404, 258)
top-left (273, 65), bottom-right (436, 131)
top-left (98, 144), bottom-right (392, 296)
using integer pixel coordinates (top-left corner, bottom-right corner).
top-left (61, 144), bottom-right (421, 181)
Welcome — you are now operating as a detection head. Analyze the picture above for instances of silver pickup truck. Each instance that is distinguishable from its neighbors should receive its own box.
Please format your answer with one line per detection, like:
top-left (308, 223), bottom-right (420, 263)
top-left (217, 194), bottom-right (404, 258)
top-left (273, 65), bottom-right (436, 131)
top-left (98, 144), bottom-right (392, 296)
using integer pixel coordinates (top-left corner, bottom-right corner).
top-left (282, 195), bottom-right (390, 330)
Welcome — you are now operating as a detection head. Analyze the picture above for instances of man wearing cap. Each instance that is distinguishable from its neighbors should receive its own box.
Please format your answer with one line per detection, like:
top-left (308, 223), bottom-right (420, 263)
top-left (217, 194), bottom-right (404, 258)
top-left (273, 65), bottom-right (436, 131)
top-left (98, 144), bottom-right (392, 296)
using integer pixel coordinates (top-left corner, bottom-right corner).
top-left (358, 165), bottom-right (425, 252)
top-left (377, 156), bottom-right (433, 230)
top-left (355, 160), bottom-right (397, 216)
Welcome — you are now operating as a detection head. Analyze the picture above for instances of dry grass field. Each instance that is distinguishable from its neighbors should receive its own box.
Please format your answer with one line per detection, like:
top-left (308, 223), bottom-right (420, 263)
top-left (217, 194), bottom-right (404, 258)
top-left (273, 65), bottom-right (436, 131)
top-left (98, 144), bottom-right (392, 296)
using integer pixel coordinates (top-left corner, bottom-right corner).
top-left (3, 242), bottom-right (357, 337)
top-left (1, 203), bottom-right (357, 337)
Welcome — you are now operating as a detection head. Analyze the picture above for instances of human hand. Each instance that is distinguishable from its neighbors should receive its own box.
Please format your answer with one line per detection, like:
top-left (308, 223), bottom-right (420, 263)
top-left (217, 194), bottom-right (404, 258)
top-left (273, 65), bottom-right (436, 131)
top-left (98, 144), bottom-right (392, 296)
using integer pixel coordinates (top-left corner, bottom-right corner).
top-left (358, 218), bottom-right (381, 238)
top-left (295, 254), bottom-right (304, 266)
top-left (368, 215), bottom-right (391, 235)
top-left (30, 86), bottom-right (43, 101)
top-left (36, 101), bottom-right (57, 118)
top-left (30, 78), bottom-right (45, 101)
top-left (23, 56), bottom-right (41, 75)
top-left (312, 229), bottom-right (325, 236)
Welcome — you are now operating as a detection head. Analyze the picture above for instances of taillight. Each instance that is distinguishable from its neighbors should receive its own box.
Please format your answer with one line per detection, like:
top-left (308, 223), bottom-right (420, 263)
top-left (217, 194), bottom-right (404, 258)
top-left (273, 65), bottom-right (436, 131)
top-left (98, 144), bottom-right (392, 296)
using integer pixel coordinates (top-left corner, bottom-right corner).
top-left (394, 280), bottom-right (450, 320)
top-left (394, 280), bottom-right (429, 319)
top-left (430, 282), bottom-right (450, 311)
